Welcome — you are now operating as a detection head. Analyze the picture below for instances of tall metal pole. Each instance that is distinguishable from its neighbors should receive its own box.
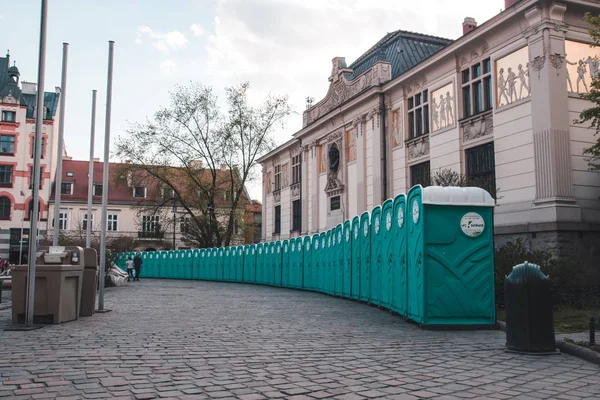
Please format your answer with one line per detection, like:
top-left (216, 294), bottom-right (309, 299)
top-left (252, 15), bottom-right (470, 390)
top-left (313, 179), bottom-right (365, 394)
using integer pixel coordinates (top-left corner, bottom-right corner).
top-left (86, 90), bottom-right (97, 248)
top-left (25, 0), bottom-right (48, 328)
top-left (98, 41), bottom-right (114, 312)
top-left (52, 43), bottom-right (69, 246)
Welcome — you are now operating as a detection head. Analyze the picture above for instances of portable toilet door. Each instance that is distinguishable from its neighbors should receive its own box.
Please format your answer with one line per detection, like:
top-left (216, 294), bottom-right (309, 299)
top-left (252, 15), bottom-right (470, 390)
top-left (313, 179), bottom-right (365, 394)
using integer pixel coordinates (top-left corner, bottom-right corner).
top-left (334, 225), bottom-right (343, 296)
top-left (184, 250), bottom-right (193, 279)
top-left (295, 237), bottom-right (304, 289)
top-left (281, 240), bottom-right (290, 288)
top-left (391, 194), bottom-right (408, 316)
top-left (311, 234), bottom-right (321, 292)
top-left (350, 216), bottom-right (361, 300)
top-left (324, 231), bottom-right (332, 294)
top-left (248, 244), bottom-right (257, 283)
top-left (302, 236), bottom-right (312, 291)
top-left (342, 220), bottom-right (352, 298)
top-left (262, 244), bottom-right (269, 285)
top-left (213, 248), bottom-right (220, 281)
top-left (206, 249), bottom-right (213, 280)
top-left (198, 249), bottom-right (206, 280)
top-left (370, 206), bottom-right (382, 307)
top-left (359, 212), bottom-right (371, 302)
top-left (145, 252), bottom-right (154, 278)
top-left (268, 242), bottom-right (276, 286)
top-left (380, 199), bottom-right (394, 310)
top-left (286, 239), bottom-right (294, 288)
top-left (242, 245), bottom-right (250, 283)
top-left (192, 249), bottom-right (200, 280)
top-left (274, 242), bottom-right (282, 287)
top-left (256, 243), bottom-right (264, 284)
top-left (224, 247), bottom-right (232, 282)
top-left (420, 186), bottom-right (496, 326)
top-left (407, 185), bottom-right (425, 323)
top-left (237, 245), bottom-right (245, 283)
top-left (172, 250), bottom-right (181, 279)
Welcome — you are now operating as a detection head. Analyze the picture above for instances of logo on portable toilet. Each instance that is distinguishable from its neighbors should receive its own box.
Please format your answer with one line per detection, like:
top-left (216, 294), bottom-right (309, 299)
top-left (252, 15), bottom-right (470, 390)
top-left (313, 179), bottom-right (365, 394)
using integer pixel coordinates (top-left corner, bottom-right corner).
top-left (306, 241), bottom-right (310, 251)
top-left (277, 246), bottom-right (280, 254)
top-left (338, 231), bottom-right (342, 244)
top-left (346, 229), bottom-right (350, 242)
top-left (298, 242), bottom-right (302, 252)
top-left (315, 240), bottom-right (319, 250)
top-left (386, 212), bottom-right (392, 231)
top-left (363, 221), bottom-right (369, 237)
top-left (291, 243), bottom-right (295, 252)
top-left (354, 225), bottom-right (359, 239)
top-left (412, 199), bottom-right (420, 224)
top-left (460, 212), bottom-right (485, 237)
top-left (398, 207), bottom-right (404, 228)
top-left (375, 216), bottom-right (380, 234)
top-left (252, 248), bottom-right (255, 255)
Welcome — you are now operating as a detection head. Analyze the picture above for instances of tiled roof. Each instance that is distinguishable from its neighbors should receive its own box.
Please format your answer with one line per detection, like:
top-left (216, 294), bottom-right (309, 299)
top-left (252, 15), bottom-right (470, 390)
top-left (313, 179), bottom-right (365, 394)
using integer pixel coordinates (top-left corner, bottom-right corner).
top-left (50, 159), bottom-right (249, 207)
top-left (346, 30), bottom-right (453, 80)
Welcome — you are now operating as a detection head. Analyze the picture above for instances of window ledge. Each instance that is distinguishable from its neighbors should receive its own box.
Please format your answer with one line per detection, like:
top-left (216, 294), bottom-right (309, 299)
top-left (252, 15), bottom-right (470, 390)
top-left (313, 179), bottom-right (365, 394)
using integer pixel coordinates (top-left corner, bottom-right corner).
top-left (458, 109), bottom-right (493, 125)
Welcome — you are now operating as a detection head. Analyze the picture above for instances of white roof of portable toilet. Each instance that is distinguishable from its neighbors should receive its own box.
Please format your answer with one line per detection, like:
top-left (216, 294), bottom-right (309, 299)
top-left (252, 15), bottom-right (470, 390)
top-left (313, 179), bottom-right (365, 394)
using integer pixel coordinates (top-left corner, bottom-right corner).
top-left (422, 186), bottom-right (495, 207)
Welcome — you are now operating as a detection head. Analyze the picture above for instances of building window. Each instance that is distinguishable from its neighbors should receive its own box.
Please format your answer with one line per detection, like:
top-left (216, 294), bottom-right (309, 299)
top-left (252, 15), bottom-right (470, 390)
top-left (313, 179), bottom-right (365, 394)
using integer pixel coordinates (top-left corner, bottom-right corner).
top-left (0, 196), bottom-right (10, 220)
top-left (0, 135), bottom-right (15, 154)
top-left (82, 214), bottom-right (93, 230)
top-left (29, 167), bottom-right (43, 189)
top-left (93, 184), bottom-right (103, 197)
top-left (60, 182), bottom-right (73, 195)
top-left (180, 216), bottom-right (190, 233)
top-left (142, 215), bottom-right (160, 232)
top-left (31, 137), bottom-right (45, 159)
top-left (274, 165), bottom-right (281, 192)
top-left (162, 187), bottom-right (174, 200)
top-left (411, 161), bottom-right (431, 187)
top-left (53, 212), bottom-right (68, 230)
top-left (107, 214), bottom-right (118, 231)
top-left (1, 111), bottom-right (16, 122)
top-left (408, 90), bottom-right (429, 139)
top-left (292, 155), bottom-right (301, 185)
top-left (274, 205), bottom-right (281, 234)
top-left (466, 142), bottom-right (496, 198)
top-left (133, 186), bottom-right (146, 198)
top-left (0, 165), bottom-right (13, 187)
top-left (462, 58), bottom-right (492, 118)
top-left (292, 199), bottom-right (301, 232)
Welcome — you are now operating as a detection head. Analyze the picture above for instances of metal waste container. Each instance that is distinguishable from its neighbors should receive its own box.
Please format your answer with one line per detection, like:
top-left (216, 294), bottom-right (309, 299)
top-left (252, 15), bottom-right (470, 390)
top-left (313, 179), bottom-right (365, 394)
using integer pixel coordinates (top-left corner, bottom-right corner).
top-left (80, 248), bottom-right (98, 317)
top-left (12, 246), bottom-right (85, 324)
top-left (505, 262), bottom-right (556, 353)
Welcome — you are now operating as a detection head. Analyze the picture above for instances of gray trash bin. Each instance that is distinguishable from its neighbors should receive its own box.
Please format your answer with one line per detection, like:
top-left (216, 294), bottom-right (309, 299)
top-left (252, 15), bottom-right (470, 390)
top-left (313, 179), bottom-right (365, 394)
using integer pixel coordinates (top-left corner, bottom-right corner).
top-left (80, 248), bottom-right (98, 316)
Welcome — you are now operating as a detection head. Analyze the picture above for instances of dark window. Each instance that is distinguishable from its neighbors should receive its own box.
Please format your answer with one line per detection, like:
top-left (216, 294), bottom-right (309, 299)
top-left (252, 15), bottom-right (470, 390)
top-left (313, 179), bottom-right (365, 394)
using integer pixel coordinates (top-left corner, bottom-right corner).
top-left (0, 196), bottom-right (10, 220)
top-left (411, 161), bottom-right (431, 187)
top-left (0, 165), bottom-right (13, 187)
top-left (466, 142), bottom-right (497, 198)
top-left (108, 214), bottom-right (118, 231)
top-left (180, 217), bottom-right (190, 233)
top-left (292, 155), bottom-right (301, 184)
top-left (52, 212), bottom-right (68, 230)
top-left (0, 135), bottom-right (15, 154)
top-left (162, 187), bottom-right (174, 200)
top-left (274, 165), bottom-right (281, 191)
top-left (274, 205), bottom-right (281, 234)
top-left (31, 137), bottom-right (45, 159)
top-left (82, 214), bottom-right (93, 230)
top-left (142, 215), bottom-right (159, 232)
top-left (407, 90), bottom-right (429, 139)
top-left (133, 186), bottom-right (146, 198)
top-left (462, 58), bottom-right (492, 118)
top-left (93, 184), bottom-right (102, 197)
top-left (60, 182), bottom-right (73, 195)
top-left (29, 167), bottom-right (43, 189)
top-left (1, 111), bottom-right (16, 122)
top-left (292, 200), bottom-right (301, 231)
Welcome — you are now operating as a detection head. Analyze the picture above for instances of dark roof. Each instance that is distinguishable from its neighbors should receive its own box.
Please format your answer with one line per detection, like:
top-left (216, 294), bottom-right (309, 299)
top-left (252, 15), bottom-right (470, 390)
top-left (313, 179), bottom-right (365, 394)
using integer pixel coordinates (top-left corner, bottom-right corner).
top-left (0, 55), bottom-right (60, 119)
top-left (346, 30), bottom-right (453, 80)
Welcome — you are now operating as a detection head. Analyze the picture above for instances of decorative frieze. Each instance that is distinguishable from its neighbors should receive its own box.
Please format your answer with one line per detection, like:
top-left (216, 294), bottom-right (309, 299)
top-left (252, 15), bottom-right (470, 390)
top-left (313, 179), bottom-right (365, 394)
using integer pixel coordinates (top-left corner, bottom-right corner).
top-left (406, 135), bottom-right (430, 160)
top-left (462, 112), bottom-right (493, 142)
top-left (291, 183), bottom-right (300, 199)
top-left (273, 190), bottom-right (281, 204)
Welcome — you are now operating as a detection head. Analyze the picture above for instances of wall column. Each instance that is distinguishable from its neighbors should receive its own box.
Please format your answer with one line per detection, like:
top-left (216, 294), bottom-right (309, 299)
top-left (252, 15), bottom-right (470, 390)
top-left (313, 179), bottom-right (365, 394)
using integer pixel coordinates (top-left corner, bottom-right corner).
top-left (356, 117), bottom-right (366, 214)
top-left (370, 106), bottom-right (383, 206)
top-left (301, 147), bottom-right (309, 236)
top-left (526, 4), bottom-right (581, 223)
top-left (310, 143), bottom-right (319, 233)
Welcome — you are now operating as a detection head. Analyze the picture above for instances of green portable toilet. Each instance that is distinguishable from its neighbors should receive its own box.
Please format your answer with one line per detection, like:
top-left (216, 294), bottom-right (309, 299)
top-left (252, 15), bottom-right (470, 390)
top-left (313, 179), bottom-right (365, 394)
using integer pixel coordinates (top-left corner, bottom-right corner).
top-left (359, 212), bottom-right (371, 302)
top-left (198, 249), bottom-right (206, 279)
top-left (350, 216), bottom-right (360, 299)
top-left (144, 252), bottom-right (153, 277)
top-left (379, 199), bottom-right (394, 310)
top-left (281, 240), bottom-right (290, 287)
top-left (224, 247), bottom-right (233, 281)
top-left (328, 230), bottom-right (335, 295)
top-left (168, 251), bottom-right (176, 279)
top-left (370, 206), bottom-right (382, 306)
top-left (334, 225), bottom-right (344, 297)
top-left (408, 185), bottom-right (496, 326)
top-left (268, 242), bottom-right (276, 285)
top-left (205, 249), bottom-right (212, 280)
top-left (173, 250), bottom-right (181, 279)
top-left (247, 244), bottom-right (257, 283)
top-left (184, 250), bottom-right (193, 279)
top-left (302, 236), bottom-right (311, 290)
top-left (310, 234), bottom-right (320, 291)
top-left (342, 220), bottom-right (352, 298)
top-left (295, 237), bottom-right (304, 289)
top-left (213, 248), bottom-right (220, 281)
top-left (231, 246), bottom-right (238, 282)
top-left (159, 251), bottom-right (168, 278)
top-left (237, 245), bottom-right (245, 283)
top-left (288, 238), bottom-right (296, 288)
top-left (261, 244), bottom-right (268, 285)
top-left (192, 249), bottom-right (200, 280)
top-left (322, 232), bottom-right (330, 294)
top-left (274, 242), bottom-right (282, 286)
top-left (255, 243), bottom-right (264, 284)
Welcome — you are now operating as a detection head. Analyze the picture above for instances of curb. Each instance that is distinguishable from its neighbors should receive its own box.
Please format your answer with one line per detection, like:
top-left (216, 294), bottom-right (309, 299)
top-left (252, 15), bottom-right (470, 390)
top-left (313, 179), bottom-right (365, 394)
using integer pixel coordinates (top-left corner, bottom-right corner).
top-left (497, 320), bottom-right (600, 366)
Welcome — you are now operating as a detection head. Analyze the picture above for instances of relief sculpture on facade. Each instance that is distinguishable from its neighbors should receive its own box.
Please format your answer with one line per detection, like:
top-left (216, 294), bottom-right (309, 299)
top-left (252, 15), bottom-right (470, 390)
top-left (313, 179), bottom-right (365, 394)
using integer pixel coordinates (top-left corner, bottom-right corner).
top-left (431, 83), bottom-right (455, 132)
top-left (565, 40), bottom-right (600, 94)
top-left (281, 163), bottom-right (289, 188)
top-left (407, 136), bottom-right (430, 160)
top-left (463, 113), bottom-right (493, 142)
top-left (496, 47), bottom-right (531, 107)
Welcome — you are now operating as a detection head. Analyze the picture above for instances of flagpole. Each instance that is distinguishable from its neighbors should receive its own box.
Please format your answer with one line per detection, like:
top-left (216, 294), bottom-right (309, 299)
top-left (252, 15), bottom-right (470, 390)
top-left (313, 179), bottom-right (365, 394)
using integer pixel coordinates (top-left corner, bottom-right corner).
top-left (86, 90), bottom-right (97, 249)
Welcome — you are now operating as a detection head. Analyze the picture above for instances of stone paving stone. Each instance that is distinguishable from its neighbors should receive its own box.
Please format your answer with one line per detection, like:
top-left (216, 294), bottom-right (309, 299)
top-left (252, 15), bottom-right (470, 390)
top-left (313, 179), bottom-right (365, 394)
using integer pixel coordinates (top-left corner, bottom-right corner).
top-left (1, 280), bottom-right (599, 400)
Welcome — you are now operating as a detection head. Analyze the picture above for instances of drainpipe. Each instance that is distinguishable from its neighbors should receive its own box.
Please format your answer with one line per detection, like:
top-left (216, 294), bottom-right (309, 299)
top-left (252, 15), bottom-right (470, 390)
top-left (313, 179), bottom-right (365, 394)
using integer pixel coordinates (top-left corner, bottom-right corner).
top-left (379, 93), bottom-right (388, 202)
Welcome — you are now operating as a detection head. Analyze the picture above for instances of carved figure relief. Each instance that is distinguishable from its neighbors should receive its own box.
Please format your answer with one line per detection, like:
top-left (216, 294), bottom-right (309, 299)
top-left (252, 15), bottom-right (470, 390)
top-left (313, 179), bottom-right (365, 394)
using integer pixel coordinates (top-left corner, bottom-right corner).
top-left (565, 41), bottom-right (600, 94)
top-left (281, 163), bottom-right (289, 188)
top-left (496, 47), bottom-right (531, 107)
top-left (463, 114), bottom-right (494, 142)
top-left (407, 136), bottom-right (430, 160)
top-left (390, 106), bottom-right (403, 147)
top-left (431, 83), bottom-right (455, 132)
top-left (346, 128), bottom-right (357, 162)
top-left (265, 172), bottom-right (272, 194)
top-left (319, 146), bottom-right (328, 174)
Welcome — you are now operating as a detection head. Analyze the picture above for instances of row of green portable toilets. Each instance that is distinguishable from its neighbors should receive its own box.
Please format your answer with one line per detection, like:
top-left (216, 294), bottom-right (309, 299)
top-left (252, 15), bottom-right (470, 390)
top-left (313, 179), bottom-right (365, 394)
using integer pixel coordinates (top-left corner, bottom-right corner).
top-left (116, 185), bottom-right (497, 327)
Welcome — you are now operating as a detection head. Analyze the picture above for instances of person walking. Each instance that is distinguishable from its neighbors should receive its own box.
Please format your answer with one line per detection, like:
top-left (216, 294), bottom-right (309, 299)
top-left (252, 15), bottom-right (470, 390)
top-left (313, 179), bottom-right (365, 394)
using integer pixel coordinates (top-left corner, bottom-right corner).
top-left (133, 253), bottom-right (143, 281)
top-left (125, 256), bottom-right (134, 282)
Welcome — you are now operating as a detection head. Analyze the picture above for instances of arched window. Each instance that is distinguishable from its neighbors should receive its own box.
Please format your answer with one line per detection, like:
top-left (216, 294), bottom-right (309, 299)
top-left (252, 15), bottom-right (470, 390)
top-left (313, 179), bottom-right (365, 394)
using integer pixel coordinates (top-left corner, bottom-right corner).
top-left (328, 144), bottom-right (340, 173)
top-left (0, 196), bottom-right (10, 220)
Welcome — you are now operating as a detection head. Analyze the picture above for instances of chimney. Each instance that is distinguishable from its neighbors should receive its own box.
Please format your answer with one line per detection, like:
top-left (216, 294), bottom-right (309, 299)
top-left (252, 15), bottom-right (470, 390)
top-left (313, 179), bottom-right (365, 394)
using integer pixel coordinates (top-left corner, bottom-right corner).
top-left (505, 0), bottom-right (521, 9)
top-left (21, 81), bottom-right (37, 95)
top-left (462, 17), bottom-right (477, 35)
top-left (93, 157), bottom-right (100, 162)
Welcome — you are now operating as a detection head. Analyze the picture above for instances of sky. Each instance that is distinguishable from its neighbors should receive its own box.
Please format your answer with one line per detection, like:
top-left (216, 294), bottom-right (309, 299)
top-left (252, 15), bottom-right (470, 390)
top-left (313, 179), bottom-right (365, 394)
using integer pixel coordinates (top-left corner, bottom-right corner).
top-left (2, 0), bottom-right (503, 200)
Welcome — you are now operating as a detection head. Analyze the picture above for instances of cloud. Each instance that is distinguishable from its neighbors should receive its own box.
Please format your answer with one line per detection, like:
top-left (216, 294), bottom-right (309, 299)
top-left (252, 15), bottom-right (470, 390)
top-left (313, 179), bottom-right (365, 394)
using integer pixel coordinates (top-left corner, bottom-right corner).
top-left (190, 23), bottom-right (206, 37)
top-left (159, 59), bottom-right (178, 77)
top-left (136, 26), bottom-right (189, 53)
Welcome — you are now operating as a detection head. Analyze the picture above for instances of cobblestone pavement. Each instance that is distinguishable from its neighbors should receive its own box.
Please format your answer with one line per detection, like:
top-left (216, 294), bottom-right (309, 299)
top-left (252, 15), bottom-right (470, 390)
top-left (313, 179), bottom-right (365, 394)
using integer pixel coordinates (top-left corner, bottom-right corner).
top-left (0, 280), bottom-right (598, 400)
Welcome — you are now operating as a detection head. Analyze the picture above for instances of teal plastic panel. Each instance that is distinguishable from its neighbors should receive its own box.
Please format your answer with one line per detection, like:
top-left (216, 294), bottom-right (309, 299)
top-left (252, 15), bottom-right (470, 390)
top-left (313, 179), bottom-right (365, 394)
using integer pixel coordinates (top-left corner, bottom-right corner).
top-left (184, 250), bottom-right (193, 279)
top-left (216, 248), bottom-right (223, 281)
top-left (370, 206), bottom-right (382, 306)
top-left (192, 249), bottom-right (200, 280)
top-left (256, 243), bottom-right (264, 284)
top-left (224, 247), bottom-right (233, 281)
top-left (287, 239), bottom-right (296, 288)
top-left (281, 240), bottom-right (290, 287)
top-left (333, 225), bottom-right (343, 296)
top-left (206, 249), bottom-right (213, 280)
top-left (167, 251), bottom-right (175, 279)
top-left (267, 242), bottom-right (276, 285)
top-left (350, 216), bottom-right (360, 299)
top-left (407, 185), bottom-right (424, 323)
top-left (295, 238), bottom-right (304, 289)
top-left (392, 194), bottom-right (408, 316)
top-left (274, 242), bottom-right (282, 286)
top-left (314, 233), bottom-right (324, 292)
top-left (174, 250), bottom-right (183, 279)
top-left (236, 246), bottom-right (244, 283)
top-left (342, 220), bottom-right (352, 298)
top-left (421, 188), bottom-right (495, 326)
top-left (325, 231), bottom-right (332, 294)
top-left (359, 212), bottom-right (371, 302)
top-left (302, 236), bottom-right (312, 291)
top-left (379, 200), bottom-right (393, 310)
top-left (198, 249), bottom-right (206, 279)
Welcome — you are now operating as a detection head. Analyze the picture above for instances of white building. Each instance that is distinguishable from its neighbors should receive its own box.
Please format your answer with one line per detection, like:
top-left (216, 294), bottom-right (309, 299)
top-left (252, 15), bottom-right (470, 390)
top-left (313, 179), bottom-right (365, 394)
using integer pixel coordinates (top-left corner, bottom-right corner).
top-left (258, 0), bottom-right (600, 264)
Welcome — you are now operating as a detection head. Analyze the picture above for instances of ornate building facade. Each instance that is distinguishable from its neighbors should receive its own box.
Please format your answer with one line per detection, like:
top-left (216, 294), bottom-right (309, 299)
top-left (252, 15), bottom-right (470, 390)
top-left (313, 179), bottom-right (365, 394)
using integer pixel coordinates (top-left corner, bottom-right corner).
top-left (258, 0), bottom-right (600, 262)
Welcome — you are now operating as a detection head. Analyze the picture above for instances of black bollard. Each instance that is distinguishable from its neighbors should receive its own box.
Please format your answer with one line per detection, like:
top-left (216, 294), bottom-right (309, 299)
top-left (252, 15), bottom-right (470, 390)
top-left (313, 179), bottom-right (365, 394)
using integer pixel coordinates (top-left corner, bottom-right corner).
top-left (590, 316), bottom-right (596, 345)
